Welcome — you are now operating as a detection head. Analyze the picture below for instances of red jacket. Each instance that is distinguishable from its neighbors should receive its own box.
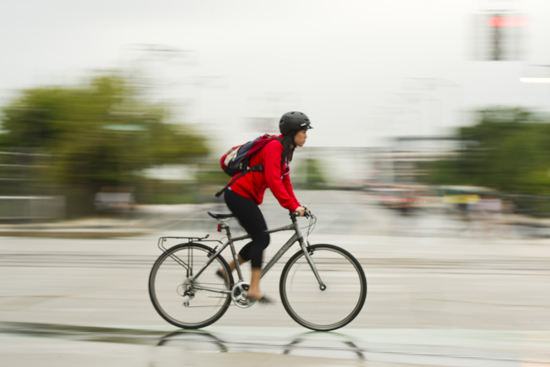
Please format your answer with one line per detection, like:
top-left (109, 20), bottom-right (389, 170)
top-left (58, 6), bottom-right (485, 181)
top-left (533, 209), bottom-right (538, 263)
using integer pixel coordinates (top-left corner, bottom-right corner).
top-left (228, 136), bottom-right (301, 212)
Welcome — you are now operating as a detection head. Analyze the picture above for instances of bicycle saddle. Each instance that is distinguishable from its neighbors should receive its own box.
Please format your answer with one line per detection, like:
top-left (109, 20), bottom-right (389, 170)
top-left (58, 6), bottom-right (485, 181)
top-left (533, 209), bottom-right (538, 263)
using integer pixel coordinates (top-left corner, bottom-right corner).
top-left (207, 211), bottom-right (235, 220)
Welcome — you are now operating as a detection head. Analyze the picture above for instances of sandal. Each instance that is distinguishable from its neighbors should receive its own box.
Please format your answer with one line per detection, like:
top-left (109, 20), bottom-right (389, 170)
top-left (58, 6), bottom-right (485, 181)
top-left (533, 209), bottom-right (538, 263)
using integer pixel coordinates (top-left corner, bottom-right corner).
top-left (215, 269), bottom-right (227, 281)
top-left (247, 295), bottom-right (274, 305)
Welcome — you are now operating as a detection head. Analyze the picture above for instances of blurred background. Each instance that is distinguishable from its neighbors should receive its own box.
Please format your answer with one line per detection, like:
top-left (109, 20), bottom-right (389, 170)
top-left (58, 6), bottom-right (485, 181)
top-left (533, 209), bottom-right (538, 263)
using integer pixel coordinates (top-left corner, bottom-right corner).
top-left (1, 1), bottom-right (550, 366)
top-left (2, 0), bottom-right (550, 233)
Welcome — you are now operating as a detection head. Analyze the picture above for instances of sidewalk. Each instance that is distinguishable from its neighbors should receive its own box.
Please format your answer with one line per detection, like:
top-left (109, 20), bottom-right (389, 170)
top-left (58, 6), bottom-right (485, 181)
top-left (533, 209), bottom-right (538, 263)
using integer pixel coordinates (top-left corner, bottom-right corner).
top-left (0, 217), bottom-right (148, 239)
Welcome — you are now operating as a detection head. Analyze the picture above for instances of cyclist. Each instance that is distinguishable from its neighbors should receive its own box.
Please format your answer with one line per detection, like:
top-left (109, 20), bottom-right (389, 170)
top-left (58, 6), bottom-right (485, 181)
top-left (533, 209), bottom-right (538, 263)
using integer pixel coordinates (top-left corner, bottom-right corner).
top-left (217, 111), bottom-right (312, 303)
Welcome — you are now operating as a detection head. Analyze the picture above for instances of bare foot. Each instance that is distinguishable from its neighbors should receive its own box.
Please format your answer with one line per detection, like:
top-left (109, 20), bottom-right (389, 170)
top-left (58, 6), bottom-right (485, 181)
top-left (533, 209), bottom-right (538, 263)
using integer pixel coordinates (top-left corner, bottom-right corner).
top-left (247, 289), bottom-right (262, 299)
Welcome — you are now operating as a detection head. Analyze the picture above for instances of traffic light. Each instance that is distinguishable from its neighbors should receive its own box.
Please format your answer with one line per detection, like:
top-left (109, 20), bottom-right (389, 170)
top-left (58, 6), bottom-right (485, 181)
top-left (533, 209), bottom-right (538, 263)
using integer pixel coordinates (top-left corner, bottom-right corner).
top-left (471, 12), bottom-right (527, 61)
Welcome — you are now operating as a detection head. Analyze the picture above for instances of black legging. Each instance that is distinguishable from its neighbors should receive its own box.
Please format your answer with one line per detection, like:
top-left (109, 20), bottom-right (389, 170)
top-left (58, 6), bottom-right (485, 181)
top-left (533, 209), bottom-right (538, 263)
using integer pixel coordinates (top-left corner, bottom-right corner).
top-left (224, 189), bottom-right (270, 269)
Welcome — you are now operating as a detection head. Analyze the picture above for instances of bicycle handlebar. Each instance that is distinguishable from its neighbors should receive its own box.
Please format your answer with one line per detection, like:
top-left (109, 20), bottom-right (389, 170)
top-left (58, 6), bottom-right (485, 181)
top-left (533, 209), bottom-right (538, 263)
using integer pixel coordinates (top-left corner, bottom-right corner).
top-left (291, 206), bottom-right (311, 219)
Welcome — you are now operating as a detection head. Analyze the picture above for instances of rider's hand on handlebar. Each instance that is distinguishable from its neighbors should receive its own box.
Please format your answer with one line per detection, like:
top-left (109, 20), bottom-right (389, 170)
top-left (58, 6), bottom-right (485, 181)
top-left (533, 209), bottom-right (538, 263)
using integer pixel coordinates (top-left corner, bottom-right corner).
top-left (295, 206), bottom-right (306, 217)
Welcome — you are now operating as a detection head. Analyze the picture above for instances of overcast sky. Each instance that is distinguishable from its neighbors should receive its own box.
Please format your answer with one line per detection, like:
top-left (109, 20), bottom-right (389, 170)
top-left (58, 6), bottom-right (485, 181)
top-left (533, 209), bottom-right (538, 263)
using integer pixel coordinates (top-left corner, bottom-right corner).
top-left (2, 0), bottom-right (550, 148)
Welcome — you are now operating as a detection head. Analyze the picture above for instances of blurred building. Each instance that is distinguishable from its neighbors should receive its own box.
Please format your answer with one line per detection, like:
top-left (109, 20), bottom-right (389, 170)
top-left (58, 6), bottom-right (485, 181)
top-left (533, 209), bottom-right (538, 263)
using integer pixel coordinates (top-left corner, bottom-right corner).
top-left (267, 136), bottom-right (460, 190)
top-left (380, 136), bottom-right (460, 185)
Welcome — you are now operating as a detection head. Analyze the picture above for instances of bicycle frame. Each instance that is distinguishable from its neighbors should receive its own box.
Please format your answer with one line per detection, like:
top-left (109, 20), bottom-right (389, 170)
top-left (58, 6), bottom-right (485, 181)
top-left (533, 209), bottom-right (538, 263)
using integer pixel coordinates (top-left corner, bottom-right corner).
top-left (185, 215), bottom-right (325, 295)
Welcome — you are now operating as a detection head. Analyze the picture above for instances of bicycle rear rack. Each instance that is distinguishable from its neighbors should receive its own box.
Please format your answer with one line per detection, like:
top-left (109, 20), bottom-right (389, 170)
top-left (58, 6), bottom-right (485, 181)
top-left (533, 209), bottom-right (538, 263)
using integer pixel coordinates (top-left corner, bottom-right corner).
top-left (156, 235), bottom-right (225, 271)
top-left (157, 235), bottom-right (226, 254)
top-left (157, 235), bottom-right (207, 252)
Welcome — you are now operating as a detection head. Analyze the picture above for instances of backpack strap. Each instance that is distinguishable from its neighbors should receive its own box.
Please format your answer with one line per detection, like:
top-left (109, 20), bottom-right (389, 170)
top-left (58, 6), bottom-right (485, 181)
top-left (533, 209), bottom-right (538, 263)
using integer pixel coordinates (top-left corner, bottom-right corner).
top-left (215, 164), bottom-right (264, 197)
top-left (275, 137), bottom-right (284, 172)
top-left (215, 136), bottom-right (284, 198)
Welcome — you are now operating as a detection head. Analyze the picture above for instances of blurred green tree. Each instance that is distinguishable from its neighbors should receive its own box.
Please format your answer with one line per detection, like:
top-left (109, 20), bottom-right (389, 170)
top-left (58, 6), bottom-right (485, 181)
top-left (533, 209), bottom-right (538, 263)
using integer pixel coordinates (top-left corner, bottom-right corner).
top-left (0, 72), bottom-right (210, 214)
top-left (426, 107), bottom-right (550, 196)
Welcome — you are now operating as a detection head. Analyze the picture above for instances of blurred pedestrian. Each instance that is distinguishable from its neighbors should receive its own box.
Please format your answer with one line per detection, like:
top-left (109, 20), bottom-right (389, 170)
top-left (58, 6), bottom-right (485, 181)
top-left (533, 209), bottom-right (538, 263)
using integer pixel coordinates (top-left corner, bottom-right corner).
top-left (476, 194), bottom-right (503, 236)
top-left (454, 193), bottom-right (479, 235)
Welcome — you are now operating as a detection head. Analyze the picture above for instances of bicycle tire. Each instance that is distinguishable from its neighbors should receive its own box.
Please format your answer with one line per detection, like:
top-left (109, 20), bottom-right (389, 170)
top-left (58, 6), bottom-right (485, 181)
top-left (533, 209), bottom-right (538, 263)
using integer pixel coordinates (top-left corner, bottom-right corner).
top-left (279, 244), bottom-right (367, 331)
top-left (149, 243), bottom-right (234, 329)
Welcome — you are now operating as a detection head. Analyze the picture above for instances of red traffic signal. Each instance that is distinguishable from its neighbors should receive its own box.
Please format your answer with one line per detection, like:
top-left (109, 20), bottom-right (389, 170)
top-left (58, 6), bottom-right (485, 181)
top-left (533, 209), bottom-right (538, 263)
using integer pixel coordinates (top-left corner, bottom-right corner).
top-left (487, 16), bottom-right (528, 27)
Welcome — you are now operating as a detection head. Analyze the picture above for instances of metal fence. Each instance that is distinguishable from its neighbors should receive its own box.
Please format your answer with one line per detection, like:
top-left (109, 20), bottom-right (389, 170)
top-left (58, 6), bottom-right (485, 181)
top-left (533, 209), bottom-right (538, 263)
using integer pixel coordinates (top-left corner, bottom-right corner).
top-left (0, 196), bottom-right (65, 221)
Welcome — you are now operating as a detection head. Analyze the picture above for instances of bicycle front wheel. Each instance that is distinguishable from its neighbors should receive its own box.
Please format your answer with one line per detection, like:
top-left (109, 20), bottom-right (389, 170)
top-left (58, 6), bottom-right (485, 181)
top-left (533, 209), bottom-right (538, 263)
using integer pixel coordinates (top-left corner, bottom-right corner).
top-left (280, 244), bottom-right (367, 331)
top-left (149, 243), bottom-right (233, 329)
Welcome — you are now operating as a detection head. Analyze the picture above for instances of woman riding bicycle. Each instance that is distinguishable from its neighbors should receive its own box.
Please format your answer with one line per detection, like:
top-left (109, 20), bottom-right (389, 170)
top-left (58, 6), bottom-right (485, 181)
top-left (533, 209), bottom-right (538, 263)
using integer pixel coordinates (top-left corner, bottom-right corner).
top-left (218, 111), bottom-right (312, 302)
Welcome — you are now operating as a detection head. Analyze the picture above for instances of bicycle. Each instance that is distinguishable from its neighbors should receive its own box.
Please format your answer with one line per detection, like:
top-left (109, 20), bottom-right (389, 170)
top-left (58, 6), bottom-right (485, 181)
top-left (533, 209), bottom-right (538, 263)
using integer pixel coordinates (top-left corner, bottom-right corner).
top-left (148, 209), bottom-right (367, 331)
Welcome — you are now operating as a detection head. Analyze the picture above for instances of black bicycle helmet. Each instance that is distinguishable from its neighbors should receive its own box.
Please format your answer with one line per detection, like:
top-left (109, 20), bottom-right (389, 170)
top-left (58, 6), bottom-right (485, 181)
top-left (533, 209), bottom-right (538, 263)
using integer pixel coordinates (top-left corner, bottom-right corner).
top-left (279, 111), bottom-right (313, 135)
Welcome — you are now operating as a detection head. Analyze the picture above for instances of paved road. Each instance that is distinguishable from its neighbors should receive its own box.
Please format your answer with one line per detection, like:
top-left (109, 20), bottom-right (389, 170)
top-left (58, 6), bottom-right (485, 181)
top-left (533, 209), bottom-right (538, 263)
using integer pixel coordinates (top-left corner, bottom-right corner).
top-left (1, 191), bottom-right (550, 366)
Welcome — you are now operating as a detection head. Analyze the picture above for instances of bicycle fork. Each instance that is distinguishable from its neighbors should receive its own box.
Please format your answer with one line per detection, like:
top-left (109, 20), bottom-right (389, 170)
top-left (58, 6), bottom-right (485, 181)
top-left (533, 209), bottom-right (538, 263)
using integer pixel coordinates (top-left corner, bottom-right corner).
top-left (299, 241), bottom-right (327, 291)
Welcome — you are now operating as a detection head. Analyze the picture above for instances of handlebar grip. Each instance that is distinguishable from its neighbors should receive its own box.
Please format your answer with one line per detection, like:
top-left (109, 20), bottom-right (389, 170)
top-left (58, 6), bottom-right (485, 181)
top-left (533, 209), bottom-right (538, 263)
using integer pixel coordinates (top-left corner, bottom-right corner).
top-left (292, 210), bottom-right (311, 218)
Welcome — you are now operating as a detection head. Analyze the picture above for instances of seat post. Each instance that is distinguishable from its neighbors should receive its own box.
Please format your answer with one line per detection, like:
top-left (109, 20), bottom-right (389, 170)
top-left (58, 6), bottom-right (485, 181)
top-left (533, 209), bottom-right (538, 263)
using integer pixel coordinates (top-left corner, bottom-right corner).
top-left (222, 220), bottom-right (245, 281)
top-left (220, 220), bottom-right (232, 238)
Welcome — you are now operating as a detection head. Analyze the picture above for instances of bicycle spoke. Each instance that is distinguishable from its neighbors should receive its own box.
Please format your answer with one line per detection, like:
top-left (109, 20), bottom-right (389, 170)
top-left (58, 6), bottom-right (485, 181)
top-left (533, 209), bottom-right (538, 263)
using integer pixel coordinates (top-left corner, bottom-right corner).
top-left (280, 245), bottom-right (367, 331)
top-left (149, 244), bottom-right (233, 329)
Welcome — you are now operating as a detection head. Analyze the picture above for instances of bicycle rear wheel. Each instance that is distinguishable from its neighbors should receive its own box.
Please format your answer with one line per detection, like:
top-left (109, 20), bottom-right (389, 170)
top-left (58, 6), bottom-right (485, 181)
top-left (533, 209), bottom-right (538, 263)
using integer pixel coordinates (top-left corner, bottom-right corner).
top-left (280, 244), bottom-right (367, 331)
top-left (149, 243), bottom-right (233, 329)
